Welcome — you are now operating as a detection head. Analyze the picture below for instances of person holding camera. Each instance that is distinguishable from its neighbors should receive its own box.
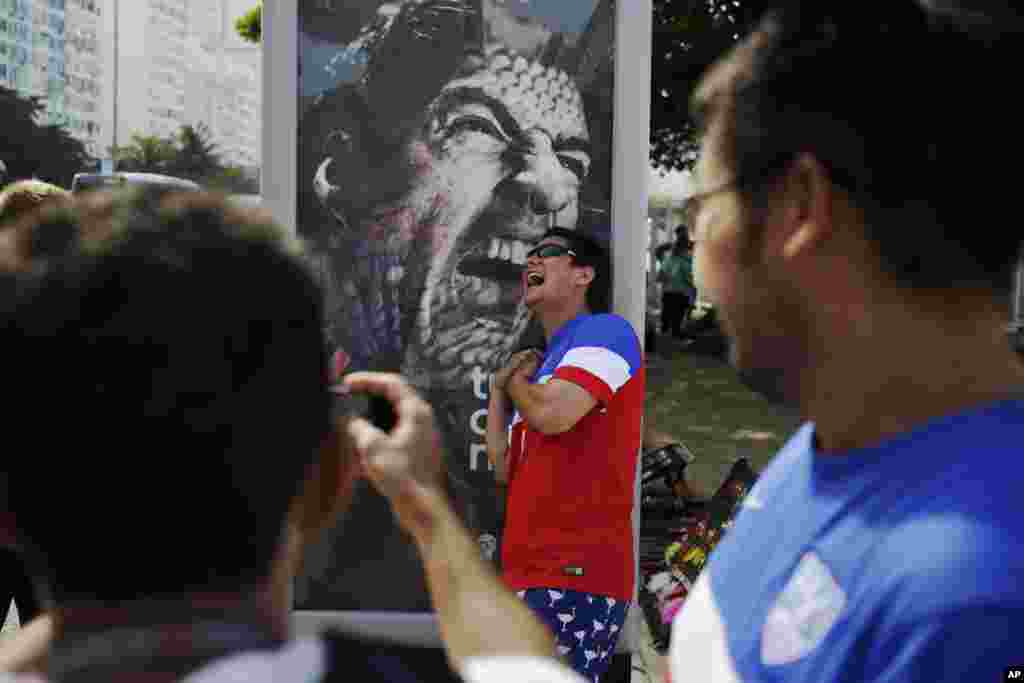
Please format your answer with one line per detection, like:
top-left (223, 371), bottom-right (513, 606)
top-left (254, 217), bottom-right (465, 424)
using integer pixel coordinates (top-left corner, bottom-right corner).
top-left (0, 191), bottom-right (587, 682)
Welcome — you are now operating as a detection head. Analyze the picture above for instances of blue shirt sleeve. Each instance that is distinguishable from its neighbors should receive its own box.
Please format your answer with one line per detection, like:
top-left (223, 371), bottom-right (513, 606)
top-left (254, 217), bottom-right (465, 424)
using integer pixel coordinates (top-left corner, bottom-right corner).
top-left (570, 314), bottom-right (642, 372)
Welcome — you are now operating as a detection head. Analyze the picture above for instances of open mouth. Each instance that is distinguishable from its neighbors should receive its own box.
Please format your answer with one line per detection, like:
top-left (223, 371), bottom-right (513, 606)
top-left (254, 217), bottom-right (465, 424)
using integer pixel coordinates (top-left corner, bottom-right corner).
top-left (448, 236), bottom-right (533, 313)
top-left (457, 237), bottom-right (530, 280)
top-left (414, 234), bottom-right (537, 378)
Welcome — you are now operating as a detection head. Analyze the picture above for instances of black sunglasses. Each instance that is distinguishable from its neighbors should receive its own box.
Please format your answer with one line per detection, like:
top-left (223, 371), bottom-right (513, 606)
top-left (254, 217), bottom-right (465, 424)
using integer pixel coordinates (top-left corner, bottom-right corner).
top-left (526, 244), bottom-right (577, 260)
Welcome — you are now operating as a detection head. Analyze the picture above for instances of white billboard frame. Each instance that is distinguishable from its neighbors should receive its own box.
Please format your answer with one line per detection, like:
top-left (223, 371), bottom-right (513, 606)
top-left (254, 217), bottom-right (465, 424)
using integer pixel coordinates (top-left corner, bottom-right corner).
top-left (261, 0), bottom-right (652, 647)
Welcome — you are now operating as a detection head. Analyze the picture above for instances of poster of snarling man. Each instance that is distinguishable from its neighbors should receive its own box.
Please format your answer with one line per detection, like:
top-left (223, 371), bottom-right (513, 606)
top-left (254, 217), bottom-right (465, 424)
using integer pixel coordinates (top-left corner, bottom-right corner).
top-left (294, 0), bottom-right (617, 611)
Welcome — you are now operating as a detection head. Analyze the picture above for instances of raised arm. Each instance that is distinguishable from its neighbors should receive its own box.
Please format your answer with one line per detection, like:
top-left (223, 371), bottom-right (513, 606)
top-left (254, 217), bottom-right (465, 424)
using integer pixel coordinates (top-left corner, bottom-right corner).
top-left (342, 372), bottom-right (584, 682)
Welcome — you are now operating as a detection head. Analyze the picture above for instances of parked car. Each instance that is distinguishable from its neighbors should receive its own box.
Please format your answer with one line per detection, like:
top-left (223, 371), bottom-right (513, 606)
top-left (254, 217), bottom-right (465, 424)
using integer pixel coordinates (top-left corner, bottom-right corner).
top-left (71, 172), bottom-right (201, 194)
top-left (228, 193), bottom-right (261, 208)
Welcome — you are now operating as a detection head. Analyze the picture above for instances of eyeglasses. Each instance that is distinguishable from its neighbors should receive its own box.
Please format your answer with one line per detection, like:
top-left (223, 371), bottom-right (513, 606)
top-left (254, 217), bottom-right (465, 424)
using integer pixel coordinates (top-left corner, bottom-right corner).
top-left (526, 243), bottom-right (577, 260)
top-left (686, 178), bottom-right (739, 242)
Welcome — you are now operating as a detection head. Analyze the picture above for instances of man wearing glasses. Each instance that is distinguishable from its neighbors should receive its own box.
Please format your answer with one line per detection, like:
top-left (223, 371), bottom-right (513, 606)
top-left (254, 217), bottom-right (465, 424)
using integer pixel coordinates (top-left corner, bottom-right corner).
top-left (486, 228), bottom-right (644, 683)
top-left (668, 3), bottom-right (1024, 682)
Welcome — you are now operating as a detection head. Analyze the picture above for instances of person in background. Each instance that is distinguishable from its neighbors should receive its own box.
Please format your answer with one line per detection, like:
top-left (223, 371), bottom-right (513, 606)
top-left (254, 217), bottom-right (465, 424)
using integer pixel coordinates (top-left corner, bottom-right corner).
top-left (656, 227), bottom-right (696, 338)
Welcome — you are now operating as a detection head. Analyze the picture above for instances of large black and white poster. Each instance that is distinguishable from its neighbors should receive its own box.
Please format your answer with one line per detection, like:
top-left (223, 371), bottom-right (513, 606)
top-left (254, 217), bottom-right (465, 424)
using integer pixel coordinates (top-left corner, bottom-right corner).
top-left (294, 0), bottom-right (617, 611)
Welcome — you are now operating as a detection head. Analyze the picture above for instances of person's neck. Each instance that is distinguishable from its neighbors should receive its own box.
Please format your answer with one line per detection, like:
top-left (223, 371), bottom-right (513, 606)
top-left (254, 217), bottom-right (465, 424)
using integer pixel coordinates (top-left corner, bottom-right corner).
top-left (798, 291), bottom-right (1024, 453)
top-left (536, 301), bottom-right (590, 342)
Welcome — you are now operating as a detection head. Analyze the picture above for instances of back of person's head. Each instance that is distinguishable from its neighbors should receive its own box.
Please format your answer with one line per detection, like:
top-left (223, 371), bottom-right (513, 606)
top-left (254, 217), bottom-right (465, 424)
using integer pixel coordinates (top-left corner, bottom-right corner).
top-left (4, 189), bottom-right (332, 604)
top-left (0, 180), bottom-right (70, 229)
top-left (673, 226), bottom-right (691, 251)
top-left (693, 0), bottom-right (1024, 296)
top-left (541, 227), bottom-right (611, 313)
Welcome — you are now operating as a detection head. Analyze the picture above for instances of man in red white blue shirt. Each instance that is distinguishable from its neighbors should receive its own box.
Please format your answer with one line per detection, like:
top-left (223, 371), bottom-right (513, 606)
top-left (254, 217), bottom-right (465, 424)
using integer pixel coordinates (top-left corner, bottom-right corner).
top-left (486, 228), bottom-right (644, 682)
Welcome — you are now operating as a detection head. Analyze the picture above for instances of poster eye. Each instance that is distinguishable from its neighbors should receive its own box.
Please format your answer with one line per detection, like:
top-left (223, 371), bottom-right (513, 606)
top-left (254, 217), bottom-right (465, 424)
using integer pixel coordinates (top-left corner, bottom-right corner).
top-left (447, 115), bottom-right (507, 142)
top-left (558, 155), bottom-right (588, 181)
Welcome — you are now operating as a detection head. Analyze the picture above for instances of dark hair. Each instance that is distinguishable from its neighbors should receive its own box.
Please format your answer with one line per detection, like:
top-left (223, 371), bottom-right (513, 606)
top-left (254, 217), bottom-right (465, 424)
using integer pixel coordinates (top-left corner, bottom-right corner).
top-left (693, 1), bottom-right (1024, 294)
top-left (542, 227), bottom-right (611, 313)
top-left (5, 190), bottom-right (332, 603)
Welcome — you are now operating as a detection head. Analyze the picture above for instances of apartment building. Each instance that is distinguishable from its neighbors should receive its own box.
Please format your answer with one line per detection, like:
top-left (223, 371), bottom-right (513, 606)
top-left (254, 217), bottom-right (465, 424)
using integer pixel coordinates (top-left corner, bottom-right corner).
top-left (116, 0), bottom-right (261, 170)
top-left (0, 0), bottom-right (106, 158)
top-left (0, 0), bottom-right (260, 171)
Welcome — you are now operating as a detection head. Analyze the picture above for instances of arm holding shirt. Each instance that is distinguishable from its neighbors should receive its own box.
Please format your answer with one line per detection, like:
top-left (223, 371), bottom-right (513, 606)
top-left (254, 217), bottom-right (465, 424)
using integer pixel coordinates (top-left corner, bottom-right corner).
top-left (344, 372), bottom-right (581, 678)
top-left (508, 315), bottom-right (639, 436)
top-left (487, 349), bottom-right (543, 482)
top-left (506, 370), bottom-right (598, 435)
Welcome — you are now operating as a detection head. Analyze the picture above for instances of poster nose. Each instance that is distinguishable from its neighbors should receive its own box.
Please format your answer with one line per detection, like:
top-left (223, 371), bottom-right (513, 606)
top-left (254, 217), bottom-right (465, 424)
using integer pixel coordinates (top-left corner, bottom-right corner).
top-left (514, 130), bottom-right (574, 215)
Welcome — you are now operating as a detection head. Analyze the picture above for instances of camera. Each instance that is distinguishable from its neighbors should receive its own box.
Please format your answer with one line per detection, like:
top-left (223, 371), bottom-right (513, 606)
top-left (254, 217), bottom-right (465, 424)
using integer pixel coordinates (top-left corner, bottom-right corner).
top-left (331, 387), bottom-right (397, 432)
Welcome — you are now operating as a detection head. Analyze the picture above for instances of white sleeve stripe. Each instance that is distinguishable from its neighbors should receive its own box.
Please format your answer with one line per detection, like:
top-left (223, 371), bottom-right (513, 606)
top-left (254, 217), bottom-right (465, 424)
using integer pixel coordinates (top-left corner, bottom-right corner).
top-left (556, 346), bottom-right (632, 392)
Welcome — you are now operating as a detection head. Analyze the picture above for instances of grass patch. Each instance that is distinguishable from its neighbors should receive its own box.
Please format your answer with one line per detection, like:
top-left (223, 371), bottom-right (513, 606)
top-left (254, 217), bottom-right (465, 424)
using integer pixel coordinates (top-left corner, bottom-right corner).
top-left (645, 339), bottom-right (802, 493)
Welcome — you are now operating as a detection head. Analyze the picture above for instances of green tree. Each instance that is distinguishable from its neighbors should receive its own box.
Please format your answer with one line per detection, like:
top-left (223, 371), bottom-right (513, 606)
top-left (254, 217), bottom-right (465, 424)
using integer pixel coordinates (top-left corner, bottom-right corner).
top-left (650, 0), bottom-right (769, 172)
top-left (111, 124), bottom-right (228, 187)
top-left (170, 123), bottom-right (223, 181)
top-left (206, 166), bottom-right (260, 195)
top-left (235, 2), bottom-right (261, 44)
top-left (111, 133), bottom-right (178, 174)
top-left (107, 124), bottom-right (261, 194)
top-left (0, 85), bottom-right (95, 188)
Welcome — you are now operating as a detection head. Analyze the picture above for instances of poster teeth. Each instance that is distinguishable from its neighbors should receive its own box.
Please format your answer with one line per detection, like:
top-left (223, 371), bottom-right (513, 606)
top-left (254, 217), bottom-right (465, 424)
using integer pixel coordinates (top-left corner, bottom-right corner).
top-left (512, 241), bottom-right (527, 264)
top-left (488, 239), bottom-right (500, 259)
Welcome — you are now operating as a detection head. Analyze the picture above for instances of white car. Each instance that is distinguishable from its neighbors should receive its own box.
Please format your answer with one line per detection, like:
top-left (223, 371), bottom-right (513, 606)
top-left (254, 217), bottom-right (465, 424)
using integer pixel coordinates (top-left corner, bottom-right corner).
top-left (228, 193), bottom-right (261, 208)
top-left (71, 172), bottom-right (201, 194)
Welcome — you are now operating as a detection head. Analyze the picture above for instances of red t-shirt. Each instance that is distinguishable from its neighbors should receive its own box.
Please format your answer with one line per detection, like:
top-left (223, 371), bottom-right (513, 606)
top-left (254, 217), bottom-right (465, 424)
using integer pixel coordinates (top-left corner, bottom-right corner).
top-left (501, 314), bottom-right (645, 601)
